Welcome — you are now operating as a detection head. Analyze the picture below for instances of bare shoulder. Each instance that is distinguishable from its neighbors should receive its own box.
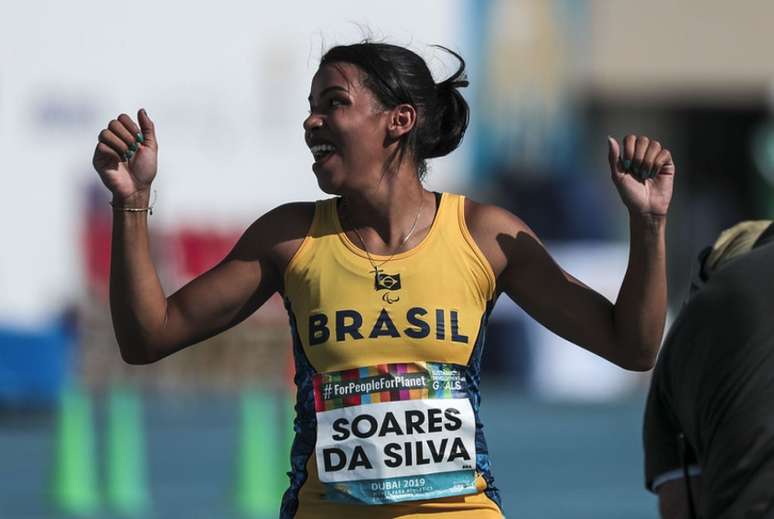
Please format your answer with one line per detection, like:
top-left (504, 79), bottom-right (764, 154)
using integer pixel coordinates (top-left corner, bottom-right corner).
top-left (463, 197), bottom-right (534, 239)
top-left (228, 201), bottom-right (316, 267)
top-left (463, 197), bottom-right (539, 277)
top-left (261, 201), bottom-right (317, 242)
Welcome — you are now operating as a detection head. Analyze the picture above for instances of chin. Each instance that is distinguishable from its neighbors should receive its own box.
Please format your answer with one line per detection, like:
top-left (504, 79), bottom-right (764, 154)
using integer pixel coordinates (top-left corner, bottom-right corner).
top-left (313, 166), bottom-right (344, 195)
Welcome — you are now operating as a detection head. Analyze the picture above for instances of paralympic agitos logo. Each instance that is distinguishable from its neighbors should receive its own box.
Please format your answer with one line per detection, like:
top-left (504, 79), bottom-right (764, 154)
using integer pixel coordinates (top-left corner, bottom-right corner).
top-left (372, 268), bottom-right (401, 304)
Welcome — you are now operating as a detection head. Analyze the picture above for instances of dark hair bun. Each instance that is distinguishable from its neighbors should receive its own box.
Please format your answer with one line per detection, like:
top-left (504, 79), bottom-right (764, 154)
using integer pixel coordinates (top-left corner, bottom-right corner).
top-left (424, 46), bottom-right (470, 160)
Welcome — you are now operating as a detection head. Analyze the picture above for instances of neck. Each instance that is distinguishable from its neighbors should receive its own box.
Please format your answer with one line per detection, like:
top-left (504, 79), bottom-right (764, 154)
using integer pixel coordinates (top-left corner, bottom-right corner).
top-left (339, 163), bottom-right (435, 252)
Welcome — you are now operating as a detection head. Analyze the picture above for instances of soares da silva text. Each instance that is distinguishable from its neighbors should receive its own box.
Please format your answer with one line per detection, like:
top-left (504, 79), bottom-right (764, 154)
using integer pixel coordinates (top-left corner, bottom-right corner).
top-left (321, 405), bottom-right (473, 473)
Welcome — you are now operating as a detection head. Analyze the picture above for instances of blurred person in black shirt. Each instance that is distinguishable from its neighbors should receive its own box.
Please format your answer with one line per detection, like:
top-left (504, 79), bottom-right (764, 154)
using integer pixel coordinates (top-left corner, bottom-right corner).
top-left (644, 220), bottom-right (774, 518)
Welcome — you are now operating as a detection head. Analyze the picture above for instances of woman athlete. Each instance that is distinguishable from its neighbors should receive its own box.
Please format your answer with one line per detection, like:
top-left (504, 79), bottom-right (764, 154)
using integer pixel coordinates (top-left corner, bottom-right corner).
top-left (93, 42), bottom-right (675, 519)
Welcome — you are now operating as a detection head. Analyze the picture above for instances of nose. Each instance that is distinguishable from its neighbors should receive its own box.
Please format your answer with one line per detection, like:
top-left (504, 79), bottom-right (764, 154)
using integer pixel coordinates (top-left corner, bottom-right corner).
top-left (303, 112), bottom-right (323, 132)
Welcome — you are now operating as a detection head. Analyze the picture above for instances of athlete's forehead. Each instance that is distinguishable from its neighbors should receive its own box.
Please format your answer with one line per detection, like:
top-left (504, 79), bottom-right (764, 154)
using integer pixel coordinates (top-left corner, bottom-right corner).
top-left (308, 63), bottom-right (364, 103)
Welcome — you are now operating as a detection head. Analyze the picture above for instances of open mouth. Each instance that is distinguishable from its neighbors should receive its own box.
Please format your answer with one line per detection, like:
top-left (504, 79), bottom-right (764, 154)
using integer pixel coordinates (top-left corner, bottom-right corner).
top-left (310, 143), bottom-right (337, 163)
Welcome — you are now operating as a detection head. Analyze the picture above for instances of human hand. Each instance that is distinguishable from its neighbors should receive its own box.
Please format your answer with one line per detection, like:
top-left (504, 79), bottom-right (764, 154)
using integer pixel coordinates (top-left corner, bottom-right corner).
top-left (93, 109), bottom-right (157, 201)
top-left (607, 135), bottom-right (675, 218)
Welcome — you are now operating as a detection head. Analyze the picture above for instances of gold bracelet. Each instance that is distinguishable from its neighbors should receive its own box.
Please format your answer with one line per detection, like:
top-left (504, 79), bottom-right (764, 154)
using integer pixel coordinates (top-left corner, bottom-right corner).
top-left (109, 190), bottom-right (156, 215)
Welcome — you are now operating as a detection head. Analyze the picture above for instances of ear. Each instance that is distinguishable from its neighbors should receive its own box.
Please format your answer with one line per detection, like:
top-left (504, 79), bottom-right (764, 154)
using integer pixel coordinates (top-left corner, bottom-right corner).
top-left (386, 104), bottom-right (416, 140)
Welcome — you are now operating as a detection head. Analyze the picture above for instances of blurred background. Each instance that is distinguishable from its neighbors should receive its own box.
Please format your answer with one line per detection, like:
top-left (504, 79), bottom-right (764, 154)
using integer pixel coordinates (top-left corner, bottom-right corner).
top-left (3, 0), bottom-right (774, 517)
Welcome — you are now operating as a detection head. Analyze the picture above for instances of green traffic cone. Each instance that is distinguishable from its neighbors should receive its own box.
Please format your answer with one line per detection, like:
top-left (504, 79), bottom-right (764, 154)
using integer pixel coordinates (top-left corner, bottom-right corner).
top-left (235, 389), bottom-right (281, 518)
top-left (52, 386), bottom-right (100, 516)
top-left (106, 387), bottom-right (150, 516)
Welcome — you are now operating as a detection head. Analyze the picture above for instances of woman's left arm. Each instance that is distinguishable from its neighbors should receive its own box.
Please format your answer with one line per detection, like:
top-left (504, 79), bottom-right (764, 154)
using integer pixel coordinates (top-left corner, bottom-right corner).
top-left (468, 135), bottom-right (674, 371)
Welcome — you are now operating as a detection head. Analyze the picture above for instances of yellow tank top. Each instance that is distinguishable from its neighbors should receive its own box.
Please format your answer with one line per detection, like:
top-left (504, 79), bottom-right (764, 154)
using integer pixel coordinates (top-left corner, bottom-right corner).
top-left (281, 193), bottom-right (503, 519)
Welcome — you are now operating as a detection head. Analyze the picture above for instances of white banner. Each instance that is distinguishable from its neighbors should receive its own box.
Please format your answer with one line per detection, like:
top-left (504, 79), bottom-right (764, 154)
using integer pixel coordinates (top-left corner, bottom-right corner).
top-left (316, 398), bottom-right (476, 483)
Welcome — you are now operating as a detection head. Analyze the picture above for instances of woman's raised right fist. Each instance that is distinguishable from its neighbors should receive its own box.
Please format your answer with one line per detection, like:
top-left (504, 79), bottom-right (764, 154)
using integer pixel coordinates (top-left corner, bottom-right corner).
top-left (93, 109), bottom-right (157, 201)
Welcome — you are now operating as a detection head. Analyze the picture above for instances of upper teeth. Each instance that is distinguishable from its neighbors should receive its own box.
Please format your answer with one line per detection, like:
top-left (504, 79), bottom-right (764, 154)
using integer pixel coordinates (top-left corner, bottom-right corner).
top-left (310, 144), bottom-right (336, 157)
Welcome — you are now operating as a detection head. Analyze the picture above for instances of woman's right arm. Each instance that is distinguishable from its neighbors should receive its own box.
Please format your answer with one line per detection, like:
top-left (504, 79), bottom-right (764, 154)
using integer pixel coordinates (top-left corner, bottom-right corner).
top-left (94, 110), bottom-right (309, 364)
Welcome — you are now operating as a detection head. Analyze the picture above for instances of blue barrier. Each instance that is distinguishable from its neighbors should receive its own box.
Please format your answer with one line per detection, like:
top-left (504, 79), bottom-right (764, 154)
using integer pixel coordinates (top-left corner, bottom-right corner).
top-left (0, 323), bottom-right (73, 407)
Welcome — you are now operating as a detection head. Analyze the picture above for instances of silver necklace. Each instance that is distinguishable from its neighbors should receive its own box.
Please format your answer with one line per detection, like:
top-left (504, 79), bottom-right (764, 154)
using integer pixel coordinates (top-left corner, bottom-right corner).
top-left (341, 196), bottom-right (424, 281)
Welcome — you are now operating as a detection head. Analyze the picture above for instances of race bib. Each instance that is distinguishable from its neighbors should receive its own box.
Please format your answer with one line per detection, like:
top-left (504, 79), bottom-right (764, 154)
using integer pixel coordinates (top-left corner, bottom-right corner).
top-left (313, 362), bottom-right (478, 504)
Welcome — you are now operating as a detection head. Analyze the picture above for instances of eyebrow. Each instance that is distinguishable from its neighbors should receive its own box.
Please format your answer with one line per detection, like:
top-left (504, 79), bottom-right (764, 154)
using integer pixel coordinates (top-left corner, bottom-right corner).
top-left (307, 85), bottom-right (349, 103)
